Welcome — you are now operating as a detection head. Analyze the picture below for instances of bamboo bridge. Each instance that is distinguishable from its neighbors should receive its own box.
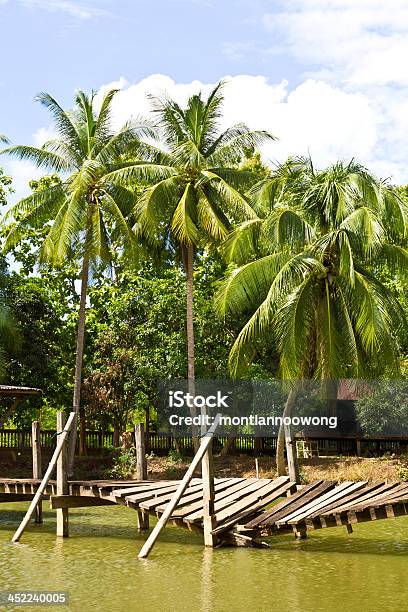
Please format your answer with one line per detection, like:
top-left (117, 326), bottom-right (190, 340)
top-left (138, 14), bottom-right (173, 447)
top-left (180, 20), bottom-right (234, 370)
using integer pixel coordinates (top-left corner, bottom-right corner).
top-left (1, 412), bottom-right (408, 555)
top-left (1, 475), bottom-right (408, 549)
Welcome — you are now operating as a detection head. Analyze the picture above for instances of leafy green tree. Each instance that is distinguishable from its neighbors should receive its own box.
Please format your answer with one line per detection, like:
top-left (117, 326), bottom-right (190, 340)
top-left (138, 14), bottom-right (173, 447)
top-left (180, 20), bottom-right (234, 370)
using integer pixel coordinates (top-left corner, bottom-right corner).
top-left (2, 275), bottom-right (72, 426)
top-left (1, 89), bottom-right (153, 469)
top-left (355, 380), bottom-right (408, 437)
top-left (85, 257), bottom-right (236, 432)
top-left (218, 157), bottom-right (408, 474)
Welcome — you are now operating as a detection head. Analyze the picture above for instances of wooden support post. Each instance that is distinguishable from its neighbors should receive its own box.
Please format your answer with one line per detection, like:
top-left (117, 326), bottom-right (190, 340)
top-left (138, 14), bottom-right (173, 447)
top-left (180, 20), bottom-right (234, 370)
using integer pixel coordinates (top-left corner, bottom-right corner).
top-left (31, 421), bottom-right (42, 524)
top-left (138, 414), bottom-right (220, 559)
top-left (56, 412), bottom-right (69, 537)
top-left (137, 510), bottom-right (149, 530)
top-left (202, 438), bottom-right (216, 547)
top-left (135, 424), bottom-right (147, 481)
top-left (285, 424), bottom-right (300, 484)
top-left (356, 438), bottom-right (362, 457)
top-left (293, 525), bottom-right (307, 539)
top-left (135, 425), bottom-right (149, 529)
top-left (11, 412), bottom-right (76, 543)
top-left (346, 523), bottom-right (353, 534)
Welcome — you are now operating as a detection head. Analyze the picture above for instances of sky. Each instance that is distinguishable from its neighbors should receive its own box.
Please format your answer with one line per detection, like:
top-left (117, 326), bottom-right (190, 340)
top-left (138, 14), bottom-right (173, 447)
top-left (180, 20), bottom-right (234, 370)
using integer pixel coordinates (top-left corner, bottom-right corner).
top-left (1, 0), bottom-right (408, 199)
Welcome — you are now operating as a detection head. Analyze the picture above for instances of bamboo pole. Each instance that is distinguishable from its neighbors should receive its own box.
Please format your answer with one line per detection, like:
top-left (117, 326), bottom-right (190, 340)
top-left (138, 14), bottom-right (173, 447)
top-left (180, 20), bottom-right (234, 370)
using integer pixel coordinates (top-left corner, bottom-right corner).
top-left (135, 423), bottom-right (147, 480)
top-left (138, 414), bottom-right (220, 559)
top-left (56, 412), bottom-right (69, 537)
top-left (31, 421), bottom-right (42, 523)
top-left (135, 423), bottom-right (149, 529)
top-left (12, 412), bottom-right (76, 543)
top-left (201, 409), bottom-right (216, 547)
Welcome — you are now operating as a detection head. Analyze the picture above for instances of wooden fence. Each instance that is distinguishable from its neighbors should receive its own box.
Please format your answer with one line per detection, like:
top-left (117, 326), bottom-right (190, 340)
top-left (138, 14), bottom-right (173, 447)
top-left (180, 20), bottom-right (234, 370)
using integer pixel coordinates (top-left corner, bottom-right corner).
top-left (2, 428), bottom-right (408, 456)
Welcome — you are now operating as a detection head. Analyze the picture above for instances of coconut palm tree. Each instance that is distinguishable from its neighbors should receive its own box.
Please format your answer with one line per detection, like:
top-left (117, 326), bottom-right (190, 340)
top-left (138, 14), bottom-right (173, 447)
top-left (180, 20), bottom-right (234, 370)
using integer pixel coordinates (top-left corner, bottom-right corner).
top-left (1, 89), bottom-right (153, 471)
top-left (113, 82), bottom-right (275, 419)
top-left (217, 157), bottom-right (408, 476)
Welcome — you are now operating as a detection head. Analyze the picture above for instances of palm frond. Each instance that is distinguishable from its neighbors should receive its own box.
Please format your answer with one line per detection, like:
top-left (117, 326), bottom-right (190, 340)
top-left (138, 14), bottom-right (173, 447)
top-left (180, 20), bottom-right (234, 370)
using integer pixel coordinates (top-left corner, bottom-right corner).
top-left (1, 145), bottom-right (72, 172)
top-left (35, 92), bottom-right (82, 151)
top-left (222, 218), bottom-right (263, 264)
top-left (171, 183), bottom-right (200, 245)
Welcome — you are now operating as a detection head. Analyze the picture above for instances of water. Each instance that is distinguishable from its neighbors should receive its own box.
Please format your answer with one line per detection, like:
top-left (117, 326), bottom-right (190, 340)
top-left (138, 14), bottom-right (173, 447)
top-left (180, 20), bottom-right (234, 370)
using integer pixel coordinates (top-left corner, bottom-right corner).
top-left (1, 503), bottom-right (408, 612)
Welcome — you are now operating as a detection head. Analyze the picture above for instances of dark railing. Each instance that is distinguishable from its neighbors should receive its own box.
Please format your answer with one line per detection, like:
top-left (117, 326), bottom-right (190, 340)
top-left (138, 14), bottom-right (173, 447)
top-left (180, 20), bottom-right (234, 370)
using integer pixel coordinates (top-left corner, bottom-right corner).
top-left (1, 428), bottom-right (408, 456)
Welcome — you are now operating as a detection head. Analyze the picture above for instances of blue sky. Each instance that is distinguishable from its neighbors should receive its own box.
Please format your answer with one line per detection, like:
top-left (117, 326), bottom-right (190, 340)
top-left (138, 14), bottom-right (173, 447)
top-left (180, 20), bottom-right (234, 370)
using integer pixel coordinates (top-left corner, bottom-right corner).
top-left (1, 0), bottom-right (408, 196)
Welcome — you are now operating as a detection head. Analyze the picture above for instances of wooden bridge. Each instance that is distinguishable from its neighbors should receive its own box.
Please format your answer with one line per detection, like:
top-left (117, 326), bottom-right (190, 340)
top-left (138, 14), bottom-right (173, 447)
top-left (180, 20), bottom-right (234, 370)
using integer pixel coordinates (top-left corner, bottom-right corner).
top-left (2, 412), bottom-right (408, 555)
top-left (1, 475), bottom-right (408, 548)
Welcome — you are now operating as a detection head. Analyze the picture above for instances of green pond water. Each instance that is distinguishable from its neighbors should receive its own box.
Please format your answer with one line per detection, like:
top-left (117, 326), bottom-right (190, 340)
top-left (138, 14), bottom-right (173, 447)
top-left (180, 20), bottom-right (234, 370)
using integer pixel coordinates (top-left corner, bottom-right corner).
top-left (0, 502), bottom-right (408, 612)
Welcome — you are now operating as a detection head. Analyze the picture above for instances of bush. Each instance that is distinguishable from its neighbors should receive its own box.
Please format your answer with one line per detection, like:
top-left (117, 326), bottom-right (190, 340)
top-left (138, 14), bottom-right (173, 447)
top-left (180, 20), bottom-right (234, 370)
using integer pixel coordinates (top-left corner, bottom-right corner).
top-left (108, 447), bottom-right (137, 479)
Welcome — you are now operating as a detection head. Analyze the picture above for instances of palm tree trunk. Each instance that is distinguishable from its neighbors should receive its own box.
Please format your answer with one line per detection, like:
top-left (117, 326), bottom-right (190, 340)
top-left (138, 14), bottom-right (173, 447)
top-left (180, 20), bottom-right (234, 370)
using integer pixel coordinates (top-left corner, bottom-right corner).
top-left (67, 251), bottom-right (90, 475)
top-left (186, 243), bottom-right (195, 384)
top-left (185, 243), bottom-right (199, 452)
top-left (79, 407), bottom-right (87, 456)
top-left (276, 388), bottom-right (300, 482)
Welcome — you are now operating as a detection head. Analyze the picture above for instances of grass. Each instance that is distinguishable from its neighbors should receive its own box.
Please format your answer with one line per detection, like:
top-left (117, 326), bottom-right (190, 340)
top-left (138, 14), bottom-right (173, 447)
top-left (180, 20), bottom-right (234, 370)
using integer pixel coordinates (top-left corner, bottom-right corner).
top-left (2, 451), bottom-right (408, 482)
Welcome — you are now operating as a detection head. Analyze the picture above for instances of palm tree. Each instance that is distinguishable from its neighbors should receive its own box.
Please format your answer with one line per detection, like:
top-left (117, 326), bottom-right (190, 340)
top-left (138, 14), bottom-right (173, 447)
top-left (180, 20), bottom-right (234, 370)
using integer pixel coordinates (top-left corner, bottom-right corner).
top-left (1, 89), bottom-right (153, 472)
top-left (122, 81), bottom-right (275, 442)
top-left (217, 157), bottom-right (408, 476)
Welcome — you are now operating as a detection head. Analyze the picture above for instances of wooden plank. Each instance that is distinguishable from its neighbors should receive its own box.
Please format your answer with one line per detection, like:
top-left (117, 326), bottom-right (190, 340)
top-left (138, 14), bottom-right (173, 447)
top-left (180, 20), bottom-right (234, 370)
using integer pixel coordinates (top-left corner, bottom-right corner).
top-left (0, 494), bottom-right (46, 502)
top-left (110, 481), bottom-right (181, 498)
top-left (171, 479), bottom-right (257, 519)
top-left (183, 478), bottom-right (284, 523)
top-left (245, 480), bottom-right (327, 529)
top-left (214, 480), bottom-right (293, 526)
top-left (50, 495), bottom-right (115, 509)
top-left (157, 479), bottom-right (243, 514)
top-left (140, 481), bottom-right (205, 511)
top-left (309, 481), bottom-right (387, 518)
top-left (279, 481), bottom-right (365, 525)
top-left (320, 482), bottom-right (400, 516)
top-left (259, 481), bottom-right (337, 527)
top-left (32, 421), bottom-right (42, 524)
top-left (345, 484), bottom-right (408, 512)
top-left (11, 411), bottom-right (76, 543)
top-left (126, 483), bottom-right (190, 505)
top-left (212, 481), bottom-right (294, 535)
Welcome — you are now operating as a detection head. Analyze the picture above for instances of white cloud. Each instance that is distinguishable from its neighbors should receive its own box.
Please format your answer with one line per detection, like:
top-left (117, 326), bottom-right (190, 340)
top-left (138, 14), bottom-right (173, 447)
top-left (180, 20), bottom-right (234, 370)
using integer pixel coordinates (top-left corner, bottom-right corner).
top-left (255, 0), bottom-right (408, 182)
top-left (2, 0), bottom-right (110, 19)
top-left (98, 73), bottom-right (382, 176)
top-left (5, 159), bottom-right (43, 203)
top-left (33, 125), bottom-right (58, 147)
top-left (263, 0), bottom-right (408, 86)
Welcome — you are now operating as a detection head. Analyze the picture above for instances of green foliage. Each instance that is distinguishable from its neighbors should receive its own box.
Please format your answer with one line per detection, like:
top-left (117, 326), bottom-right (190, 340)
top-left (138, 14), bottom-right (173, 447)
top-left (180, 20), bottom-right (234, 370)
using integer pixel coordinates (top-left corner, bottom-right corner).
top-left (131, 82), bottom-right (275, 251)
top-left (3, 275), bottom-right (73, 426)
top-left (167, 448), bottom-right (184, 463)
top-left (83, 256), bottom-right (239, 430)
top-left (0, 166), bottom-right (13, 208)
top-left (218, 157), bottom-right (408, 379)
top-left (108, 446), bottom-right (137, 479)
top-left (355, 380), bottom-right (408, 436)
top-left (1, 89), bottom-right (152, 267)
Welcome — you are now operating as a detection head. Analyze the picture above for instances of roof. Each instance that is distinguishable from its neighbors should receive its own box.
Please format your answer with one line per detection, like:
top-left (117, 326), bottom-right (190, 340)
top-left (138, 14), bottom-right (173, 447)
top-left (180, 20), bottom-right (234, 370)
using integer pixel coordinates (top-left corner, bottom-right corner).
top-left (0, 385), bottom-right (42, 396)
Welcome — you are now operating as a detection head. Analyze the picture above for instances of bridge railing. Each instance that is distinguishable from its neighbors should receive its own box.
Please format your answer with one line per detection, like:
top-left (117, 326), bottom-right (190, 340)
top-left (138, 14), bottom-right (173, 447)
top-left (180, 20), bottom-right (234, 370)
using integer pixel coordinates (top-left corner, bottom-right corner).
top-left (1, 428), bottom-right (408, 456)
